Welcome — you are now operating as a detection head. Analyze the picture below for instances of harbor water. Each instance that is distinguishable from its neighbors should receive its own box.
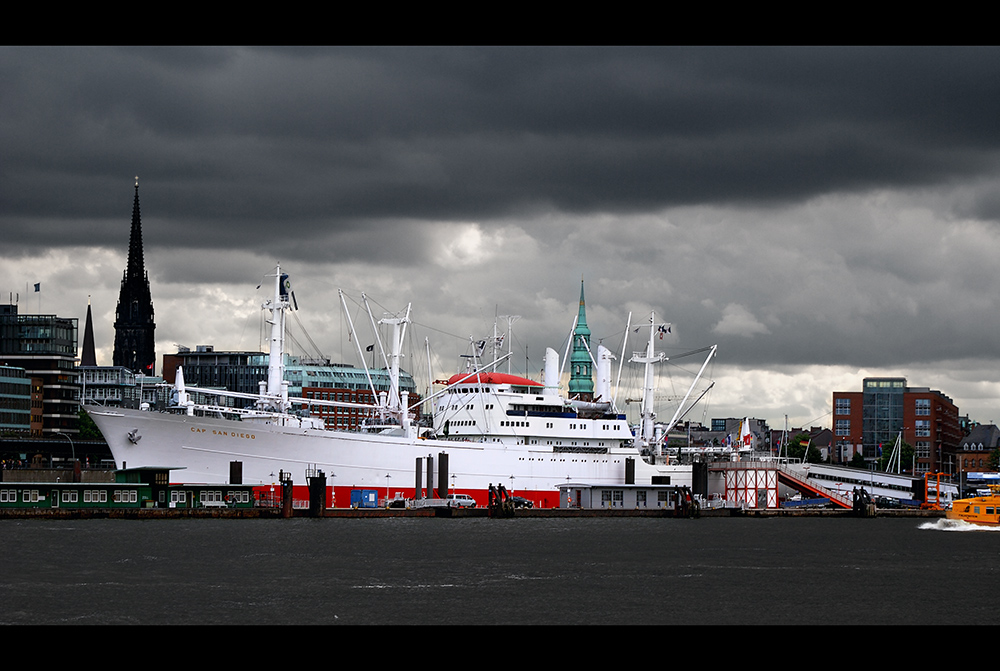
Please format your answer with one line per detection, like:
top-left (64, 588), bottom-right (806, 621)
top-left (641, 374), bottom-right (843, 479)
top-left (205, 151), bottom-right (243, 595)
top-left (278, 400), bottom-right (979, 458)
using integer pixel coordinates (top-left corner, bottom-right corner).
top-left (1, 516), bottom-right (996, 625)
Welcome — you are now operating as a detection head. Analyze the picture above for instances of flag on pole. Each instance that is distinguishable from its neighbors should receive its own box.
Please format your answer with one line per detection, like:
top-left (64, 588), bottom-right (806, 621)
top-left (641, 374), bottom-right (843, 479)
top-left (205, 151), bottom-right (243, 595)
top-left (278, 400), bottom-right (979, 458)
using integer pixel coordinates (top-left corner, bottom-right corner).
top-left (34, 283), bottom-right (40, 292)
top-left (741, 418), bottom-right (753, 448)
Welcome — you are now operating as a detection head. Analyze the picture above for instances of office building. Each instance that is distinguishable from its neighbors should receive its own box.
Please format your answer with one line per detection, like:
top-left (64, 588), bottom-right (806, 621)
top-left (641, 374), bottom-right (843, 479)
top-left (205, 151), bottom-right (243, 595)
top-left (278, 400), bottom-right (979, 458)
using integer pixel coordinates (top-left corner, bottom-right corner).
top-left (832, 377), bottom-right (961, 473)
top-left (0, 365), bottom-right (31, 434)
top-left (0, 305), bottom-right (80, 436)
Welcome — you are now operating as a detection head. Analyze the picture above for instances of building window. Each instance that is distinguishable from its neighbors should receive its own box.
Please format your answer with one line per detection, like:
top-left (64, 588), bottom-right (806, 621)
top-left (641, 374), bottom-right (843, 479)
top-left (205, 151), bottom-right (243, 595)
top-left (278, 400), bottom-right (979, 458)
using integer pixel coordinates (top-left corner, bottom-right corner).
top-left (915, 420), bottom-right (931, 437)
top-left (836, 419), bottom-right (851, 436)
top-left (915, 399), bottom-right (930, 416)
top-left (835, 398), bottom-right (851, 415)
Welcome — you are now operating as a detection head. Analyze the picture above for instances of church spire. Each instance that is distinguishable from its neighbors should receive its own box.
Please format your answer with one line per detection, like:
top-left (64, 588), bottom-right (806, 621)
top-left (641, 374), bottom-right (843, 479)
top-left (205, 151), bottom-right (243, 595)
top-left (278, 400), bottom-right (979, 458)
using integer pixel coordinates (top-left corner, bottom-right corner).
top-left (81, 297), bottom-right (97, 367)
top-left (568, 278), bottom-right (594, 400)
top-left (113, 177), bottom-right (156, 374)
top-left (126, 176), bottom-right (145, 282)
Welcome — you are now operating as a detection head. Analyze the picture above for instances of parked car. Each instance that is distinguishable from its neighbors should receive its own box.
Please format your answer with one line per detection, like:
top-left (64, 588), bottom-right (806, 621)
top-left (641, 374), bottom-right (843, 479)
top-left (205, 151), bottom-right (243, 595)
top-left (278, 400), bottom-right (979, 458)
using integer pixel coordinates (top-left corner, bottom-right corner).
top-left (446, 493), bottom-right (476, 508)
top-left (510, 496), bottom-right (534, 509)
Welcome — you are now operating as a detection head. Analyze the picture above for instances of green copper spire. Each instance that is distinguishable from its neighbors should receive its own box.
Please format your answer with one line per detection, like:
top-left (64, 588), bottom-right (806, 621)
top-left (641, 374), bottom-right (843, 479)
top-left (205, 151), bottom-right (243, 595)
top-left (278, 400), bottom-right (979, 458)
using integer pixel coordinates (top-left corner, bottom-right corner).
top-left (568, 279), bottom-right (594, 398)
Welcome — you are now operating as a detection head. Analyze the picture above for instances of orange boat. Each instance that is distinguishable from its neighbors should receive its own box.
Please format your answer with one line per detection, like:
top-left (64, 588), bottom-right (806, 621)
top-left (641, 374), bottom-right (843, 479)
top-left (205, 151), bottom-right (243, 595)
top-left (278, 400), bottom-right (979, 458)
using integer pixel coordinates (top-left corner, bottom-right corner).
top-left (947, 485), bottom-right (1000, 526)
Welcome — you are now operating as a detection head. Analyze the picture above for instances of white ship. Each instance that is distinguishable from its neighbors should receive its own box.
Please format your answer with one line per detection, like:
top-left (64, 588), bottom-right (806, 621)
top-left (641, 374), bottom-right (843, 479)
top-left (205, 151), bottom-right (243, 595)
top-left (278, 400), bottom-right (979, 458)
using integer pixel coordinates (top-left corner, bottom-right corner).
top-left (87, 266), bottom-right (717, 507)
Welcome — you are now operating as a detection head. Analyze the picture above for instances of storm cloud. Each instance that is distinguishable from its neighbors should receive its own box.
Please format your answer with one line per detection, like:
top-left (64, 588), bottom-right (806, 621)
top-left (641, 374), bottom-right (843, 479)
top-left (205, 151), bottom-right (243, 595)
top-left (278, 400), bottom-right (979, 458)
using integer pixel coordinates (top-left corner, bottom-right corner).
top-left (4, 46), bottom-right (1000, 428)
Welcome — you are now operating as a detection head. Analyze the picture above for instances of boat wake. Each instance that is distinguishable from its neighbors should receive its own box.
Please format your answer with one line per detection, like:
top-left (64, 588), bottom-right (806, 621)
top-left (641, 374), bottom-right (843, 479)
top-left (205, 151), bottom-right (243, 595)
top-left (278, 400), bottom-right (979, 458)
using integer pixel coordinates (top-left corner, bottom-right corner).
top-left (919, 518), bottom-right (1000, 532)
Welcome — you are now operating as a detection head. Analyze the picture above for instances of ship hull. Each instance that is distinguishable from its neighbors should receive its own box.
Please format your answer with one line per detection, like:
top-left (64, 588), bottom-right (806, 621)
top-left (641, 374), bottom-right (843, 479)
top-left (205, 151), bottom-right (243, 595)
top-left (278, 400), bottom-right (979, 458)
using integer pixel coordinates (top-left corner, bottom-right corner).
top-left (88, 407), bottom-right (691, 507)
top-left (946, 495), bottom-right (1000, 526)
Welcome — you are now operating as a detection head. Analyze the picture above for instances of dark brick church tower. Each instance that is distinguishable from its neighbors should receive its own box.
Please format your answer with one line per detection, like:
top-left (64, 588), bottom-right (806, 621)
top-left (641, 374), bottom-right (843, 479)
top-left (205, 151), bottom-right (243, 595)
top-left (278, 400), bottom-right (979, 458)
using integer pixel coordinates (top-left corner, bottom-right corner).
top-left (113, 177), bottom-right (156, 374)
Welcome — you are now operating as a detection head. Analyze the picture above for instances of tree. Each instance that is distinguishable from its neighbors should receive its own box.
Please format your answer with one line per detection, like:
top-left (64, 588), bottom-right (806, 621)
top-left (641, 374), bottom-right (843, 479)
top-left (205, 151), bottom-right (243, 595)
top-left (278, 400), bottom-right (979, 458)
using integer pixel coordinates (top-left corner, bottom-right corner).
top-left (77, 408), bottom-right (103, 441)
top-left (850, 451), bottom-right (867, 469)
top-left (788, 433), bottom-right (822, 463)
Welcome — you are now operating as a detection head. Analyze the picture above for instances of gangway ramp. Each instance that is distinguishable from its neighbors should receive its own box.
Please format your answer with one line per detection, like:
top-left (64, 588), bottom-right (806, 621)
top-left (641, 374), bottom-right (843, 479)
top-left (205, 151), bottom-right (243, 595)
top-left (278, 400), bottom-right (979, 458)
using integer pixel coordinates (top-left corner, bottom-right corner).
top-left (708, 461), bottom-right (852, 509)
top-left (774, 462), bottom-right (852, 509)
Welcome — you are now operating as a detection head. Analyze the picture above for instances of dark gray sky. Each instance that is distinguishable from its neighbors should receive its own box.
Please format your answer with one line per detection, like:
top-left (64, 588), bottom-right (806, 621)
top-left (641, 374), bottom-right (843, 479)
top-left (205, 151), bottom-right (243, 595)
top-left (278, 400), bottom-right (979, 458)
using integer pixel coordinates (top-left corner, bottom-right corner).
top-left (5, 46), bottom-right (1000, 427)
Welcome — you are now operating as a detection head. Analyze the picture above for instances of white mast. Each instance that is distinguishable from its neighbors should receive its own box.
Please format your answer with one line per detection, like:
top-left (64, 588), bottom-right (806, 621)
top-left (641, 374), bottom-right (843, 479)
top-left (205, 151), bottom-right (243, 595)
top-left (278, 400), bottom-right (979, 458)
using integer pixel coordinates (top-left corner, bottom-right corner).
top-left (378, 303), bottom-right (411, 414)
top-left (498, 315), bottom-right (520, 374)
top-left (631, 312), bottom-right (665, 452)
top-left (263, 264), bottom-right (291, 413)
top-left (613, 311), bottom-right (631, 411)
top-left (659, 345), bottom-right (717, 436)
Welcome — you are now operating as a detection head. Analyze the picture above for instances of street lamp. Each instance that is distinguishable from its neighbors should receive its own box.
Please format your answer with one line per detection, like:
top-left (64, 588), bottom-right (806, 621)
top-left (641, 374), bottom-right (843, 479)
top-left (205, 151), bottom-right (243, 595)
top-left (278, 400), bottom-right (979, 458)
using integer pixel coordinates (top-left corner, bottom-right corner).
top-left (385, 473), bottom-right (391, 507)
top-left (54, 432), bottom-right (76, 464)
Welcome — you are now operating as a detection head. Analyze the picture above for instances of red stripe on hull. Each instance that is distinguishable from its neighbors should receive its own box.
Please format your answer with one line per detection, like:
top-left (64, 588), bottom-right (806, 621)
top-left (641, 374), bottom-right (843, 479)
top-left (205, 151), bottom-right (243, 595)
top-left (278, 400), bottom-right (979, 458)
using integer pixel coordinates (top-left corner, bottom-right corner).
top-left (249, 485), bottom-right (559, 509)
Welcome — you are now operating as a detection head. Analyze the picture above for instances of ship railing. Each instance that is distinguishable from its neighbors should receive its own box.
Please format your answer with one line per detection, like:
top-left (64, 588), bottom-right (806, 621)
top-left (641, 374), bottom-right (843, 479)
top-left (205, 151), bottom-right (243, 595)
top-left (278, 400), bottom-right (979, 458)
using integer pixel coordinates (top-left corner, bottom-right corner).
top-left (256, 493), bottom-right (282, 508)
top-left (253, 492), bottom-right (311, 510)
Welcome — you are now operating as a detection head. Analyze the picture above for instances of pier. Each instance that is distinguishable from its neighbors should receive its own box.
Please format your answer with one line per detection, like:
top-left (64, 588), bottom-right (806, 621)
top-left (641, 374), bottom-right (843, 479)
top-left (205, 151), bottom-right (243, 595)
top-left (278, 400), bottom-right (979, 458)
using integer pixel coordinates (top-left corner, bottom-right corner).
top-left (0, 502), bottom-right (946, 520)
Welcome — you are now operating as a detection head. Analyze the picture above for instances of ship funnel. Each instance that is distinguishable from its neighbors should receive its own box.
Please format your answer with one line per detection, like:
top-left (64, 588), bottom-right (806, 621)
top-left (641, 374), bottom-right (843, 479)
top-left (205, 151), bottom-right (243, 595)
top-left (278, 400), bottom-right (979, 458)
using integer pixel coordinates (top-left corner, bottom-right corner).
top-left (175, 366), bottom-right (193, 416)
top-left (544, 347), bottom-right (559, 396)
top-left (595, 344), bottom-right (614, 402)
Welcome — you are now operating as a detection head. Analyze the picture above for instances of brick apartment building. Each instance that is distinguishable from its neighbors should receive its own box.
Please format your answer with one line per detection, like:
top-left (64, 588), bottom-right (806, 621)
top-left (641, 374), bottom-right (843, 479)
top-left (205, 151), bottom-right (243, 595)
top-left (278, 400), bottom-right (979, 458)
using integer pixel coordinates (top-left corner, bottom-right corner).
top-left (832, 377), bottom-right (962, 474)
